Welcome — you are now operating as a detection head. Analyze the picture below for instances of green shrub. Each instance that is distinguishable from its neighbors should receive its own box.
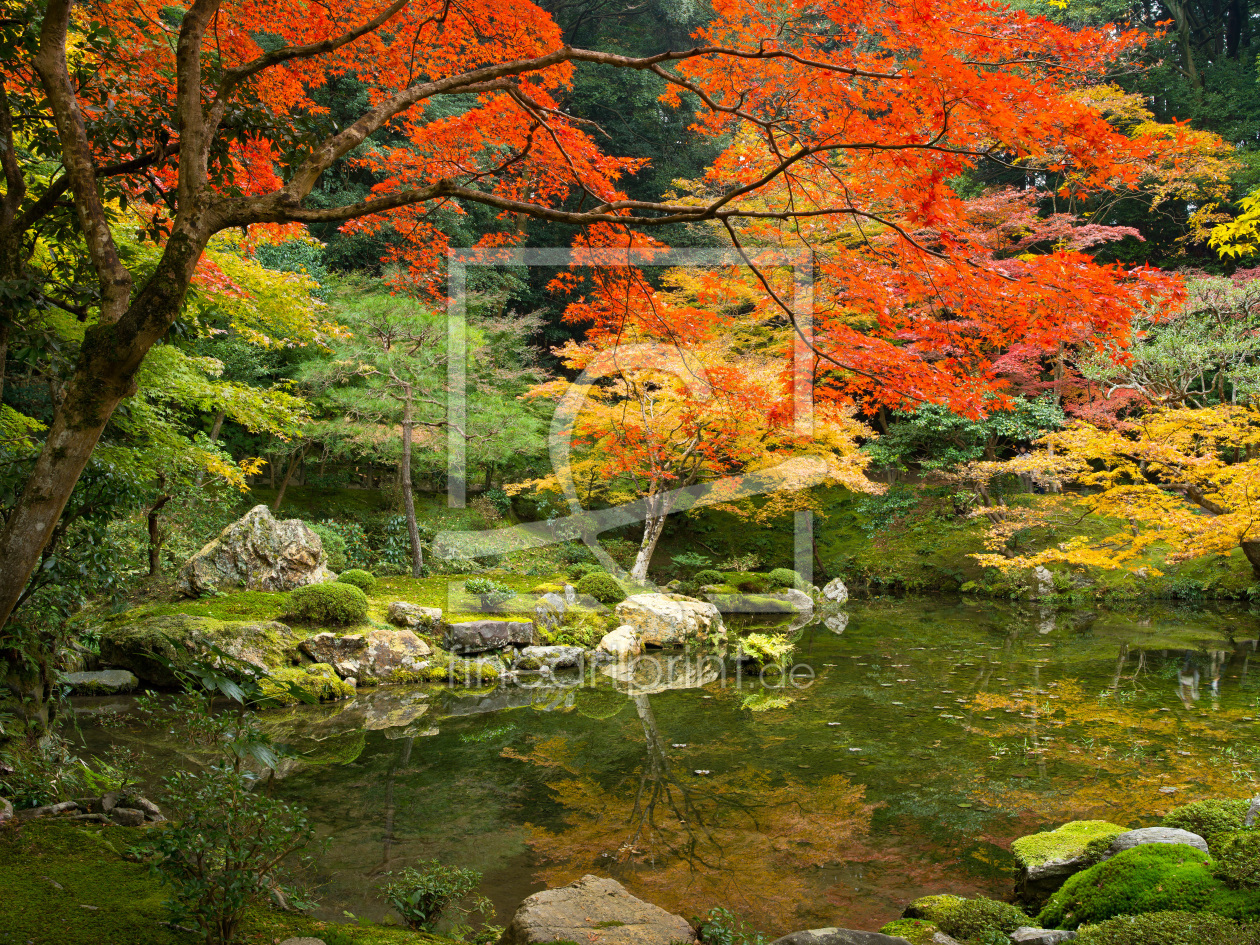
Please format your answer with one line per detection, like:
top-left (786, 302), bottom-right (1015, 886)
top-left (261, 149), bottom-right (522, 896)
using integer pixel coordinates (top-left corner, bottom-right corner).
top-left (1164, 800), bottom-right (1253, 845)
top-left (284, 582), bottom-right (369, 625)
top-left (309, 524), bottom-right (347, 571)
top-left (382, 859), bottom-right (491, 932)
top-left (697, 906), bottom-right (771, 945)
top-left (577, 571), bottom-right (626, 604)
top-left (694, 569), bottom-right (724, 586)
top-left (315, 518), bottom-right (370, 569)
top-left (464, 577), bottom-right (515, 611)
top-left (724, 571), bottom-right (768, 593)
top-left (905, 894), bottom-right (967, 922)
top-left (567, 563), bottom-right (606, 582)
top-left (766, 567), bottom-right (801, 589)
top-left (1039, 844), bottom-right (1260, 930)
top-left (1216, 831), bottom-right (1260, 890)
top-left (739, 632), bottom-right (794, 664)
top-left (936, 896), bottom-right (1032, 942)
top-left (336, 568), bottom-right (377, 592)
top-left (142, 767), bottom-right (313, 945)
top-left (1075, 911), bottom-right (1257, 945)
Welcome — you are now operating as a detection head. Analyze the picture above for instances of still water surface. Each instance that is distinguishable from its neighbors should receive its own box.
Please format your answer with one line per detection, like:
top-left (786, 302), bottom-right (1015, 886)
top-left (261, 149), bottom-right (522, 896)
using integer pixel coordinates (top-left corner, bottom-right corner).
top-left (78, 599), bottom-right (1260, 935)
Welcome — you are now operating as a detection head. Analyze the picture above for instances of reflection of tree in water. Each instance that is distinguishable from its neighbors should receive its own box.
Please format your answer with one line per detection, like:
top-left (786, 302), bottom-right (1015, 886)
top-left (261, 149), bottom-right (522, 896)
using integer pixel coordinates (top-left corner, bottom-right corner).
top-left (504, 691), bottom-right (882, 932)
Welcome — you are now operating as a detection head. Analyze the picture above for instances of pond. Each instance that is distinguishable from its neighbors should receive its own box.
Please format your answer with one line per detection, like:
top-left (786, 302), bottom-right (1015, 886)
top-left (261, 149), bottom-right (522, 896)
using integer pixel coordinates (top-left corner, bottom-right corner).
top-left (76, 599), bottom-right (1260, 936)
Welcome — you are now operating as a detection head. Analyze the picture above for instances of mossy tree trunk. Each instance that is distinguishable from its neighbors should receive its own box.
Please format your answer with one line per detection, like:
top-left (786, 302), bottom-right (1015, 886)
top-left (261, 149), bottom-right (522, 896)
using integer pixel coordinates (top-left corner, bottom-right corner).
top-left (400, 388), bottom-right (424, 578)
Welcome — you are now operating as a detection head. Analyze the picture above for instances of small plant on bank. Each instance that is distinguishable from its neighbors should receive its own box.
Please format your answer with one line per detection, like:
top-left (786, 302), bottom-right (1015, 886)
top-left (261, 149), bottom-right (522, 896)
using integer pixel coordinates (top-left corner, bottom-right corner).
top-left (382, 859), bottom-right (493, 933)
top-left (309, 523), bottom-right (348, 571)
top-left (671, 550), bottom-right (712, 573)
top-left (465, 577), bottom-right (516, 611)
top-left (697, 906), bottom-right (770, 945)
top-left (576, 571), bottom-right (626, 604)
top-left (738, 633), bottom-right (793, 665)
top-left (284, 581), bottom-right (369, 624)
top-left (336, 568), bottom-right (377, 593)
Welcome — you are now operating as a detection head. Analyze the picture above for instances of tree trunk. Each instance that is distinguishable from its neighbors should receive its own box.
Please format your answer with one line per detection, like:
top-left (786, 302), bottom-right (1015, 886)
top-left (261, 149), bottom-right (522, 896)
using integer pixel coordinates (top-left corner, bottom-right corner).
top-left (401, 389), bottom-right (424, 578)
top-left (147, 477), bottom-right (172, 577)
top-left (272, 442), bottom-right (307, 512)
top-left (630, 492), bottom-right (674, 583)
top-left (1241, 540), bottom-right (1260, 580)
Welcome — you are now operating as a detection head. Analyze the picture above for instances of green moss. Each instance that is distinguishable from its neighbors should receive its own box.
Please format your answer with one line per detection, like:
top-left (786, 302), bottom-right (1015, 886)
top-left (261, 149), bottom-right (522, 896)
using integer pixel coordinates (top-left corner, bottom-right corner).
top-left (1074, 911), bottom-right (1258, 945)
top-left (905, 894), bottom-right (968, 921)
top-left (257, 663), bottom-right (354, 707)
top-left (576, 571), bottom-right (626, 603)
top-left (1012, 820), bottom-right (1127, 868)
top-left (1164, 800), bottom-right (1254, 845)
top-left (935, 896), bottom-right (1033, 941)
top-left (1039, 844), bottom-right (1260, 930)
top-left (878, 918), bottom-right (942, 945)
top-left (1215, 831), bottom-right (1260, 890)
top-left (285, 582), bottom-right (369, 625)
top-left (0, 819), bottom-right (460, 945)
top-left (530, 583), bottom-right (565, 594)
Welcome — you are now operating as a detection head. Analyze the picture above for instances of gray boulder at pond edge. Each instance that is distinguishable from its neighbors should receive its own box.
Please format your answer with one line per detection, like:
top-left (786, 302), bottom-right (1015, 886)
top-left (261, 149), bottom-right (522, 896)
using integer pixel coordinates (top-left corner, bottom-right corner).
top-left (1010, 930), bottom-right (1077, 944)
top-left (613, 593), bottom-right (723, 646)
top-left (1099, 827), bottom-right (1209, 861)
top-left (386, 601), bottom-right (444, 632)
top-left (178, 505), bottom-right (335, 595)
top-left (771, 930), bottom-right (913, 945)
top-left (62, 669), bottom-right (138, 694)
top-left (497, 874), bottom-right (696, 945)
top-left (821, 578), bottom-right (848, 604)
top-left (514, 645), bottom-right (585, 671)
top-left (277, 939), bottom-right (327, 945)
top-left (446, 619), bottom-right (535, 653)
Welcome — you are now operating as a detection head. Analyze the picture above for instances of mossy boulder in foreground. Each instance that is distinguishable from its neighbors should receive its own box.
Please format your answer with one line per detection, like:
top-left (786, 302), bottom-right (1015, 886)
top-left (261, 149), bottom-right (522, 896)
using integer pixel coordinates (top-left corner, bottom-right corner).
top-left (256, 662), bottom-right (355, 706)
top-left (1039, 844), bottom-right (1260, 930)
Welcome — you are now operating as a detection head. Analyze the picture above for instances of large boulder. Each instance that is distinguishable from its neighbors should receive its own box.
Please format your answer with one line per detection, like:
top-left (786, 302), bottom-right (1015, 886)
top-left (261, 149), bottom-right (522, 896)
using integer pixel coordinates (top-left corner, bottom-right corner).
top-left (178, 505), bottom-right (336, 596)
top-left (821, 578), bottom-right (848, 604)
top-left (98, 615), bottom-right (306, 686)
top-left (1098, 826), bottom-right (1209, 862)
top-left (771, 930), bottom-right (912, 945)
top-left (534, 592), bottom-right (568, 631)
top-left (497, 874), bottom-right (696, 945)
top-left (613, 594), bottom-right (724, 647)
top-left (299, 628), bottom-right (431, 683)
top-left (514, 645), bottom-right (585, 671)
top-left (597, 625), bottom-right (642, 659)
top-left (61, 669), bottom-right (139, 695)
top-left (446, 619), bottom-right (535, 654)
top-left (387, 602), bottom-right (445, 633)
top-left (1011, 820), bottom-right (1126, 903)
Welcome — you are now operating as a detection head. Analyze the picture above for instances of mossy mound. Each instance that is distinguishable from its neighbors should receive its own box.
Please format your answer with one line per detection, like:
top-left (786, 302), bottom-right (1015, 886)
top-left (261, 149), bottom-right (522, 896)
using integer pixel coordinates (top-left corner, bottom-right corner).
top-left (1164, 800), bottom-right (1255, 846)
top-left (878, 918), bottom-right (942, 944)
top-left (935, 896), bottom-right (1033, 942)
top-left (1039, 844), bottom-right (1260, 929)
top-left (905, 894), bottom-right (968, 921)
top-left (576, 571), bottom-right (626, 604)
top-left (1013, 820), bottom-right (1127, 868)
top-left (336, 569), bottom-right (377, 592)
top-left (1075, 911), bottom-right (1260, 945)
top-left (257, 663), bottom-right (355, 706)
top-left (284, 581), bottom-right (369, 625)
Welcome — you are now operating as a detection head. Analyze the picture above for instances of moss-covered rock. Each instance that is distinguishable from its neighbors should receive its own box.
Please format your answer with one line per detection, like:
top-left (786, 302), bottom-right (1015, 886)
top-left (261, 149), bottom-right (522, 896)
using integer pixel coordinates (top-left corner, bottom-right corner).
top-left (904, 894), bottom-right (968, 921)
top-left (1014, 820), bottom-right (1128, 903)
top-left (878, 918), bottom-right (942, 944)
top-left (1039, 844), bottom-right (1260, 930)
top-left (97, 614), bottom-right (306, 686)
top-left (1164, 800), bottom-right (1255, 846)
top-left (1074, 911), bottom-right (1259, 945)
top-left (256, 663), bottom-right (355, 707)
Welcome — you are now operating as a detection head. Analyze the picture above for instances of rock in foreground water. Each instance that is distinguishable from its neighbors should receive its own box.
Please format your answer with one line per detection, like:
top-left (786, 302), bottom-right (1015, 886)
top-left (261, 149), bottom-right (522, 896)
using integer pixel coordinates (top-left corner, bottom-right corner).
top-left (498, 874), bottom-right (696, 944)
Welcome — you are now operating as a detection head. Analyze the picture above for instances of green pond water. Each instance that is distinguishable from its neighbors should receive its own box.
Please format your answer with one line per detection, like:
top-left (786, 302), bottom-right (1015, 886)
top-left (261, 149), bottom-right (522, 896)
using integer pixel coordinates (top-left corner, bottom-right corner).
top-left (76, 599), bottom-right (1260, 936)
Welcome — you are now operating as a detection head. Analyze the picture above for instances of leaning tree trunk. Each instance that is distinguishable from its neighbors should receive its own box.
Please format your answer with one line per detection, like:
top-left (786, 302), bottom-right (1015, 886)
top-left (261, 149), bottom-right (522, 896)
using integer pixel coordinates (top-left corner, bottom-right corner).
top-left (629, 492), bottom-right (675, 583)
top-left (272, 442), bottom-right (308, 512)
top-left (400, 388), bottom-right (424, 578)
top-left (1241, 540), bottom-right (1260, 580)
top-left (146, 479), bottom-right (172, 577)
